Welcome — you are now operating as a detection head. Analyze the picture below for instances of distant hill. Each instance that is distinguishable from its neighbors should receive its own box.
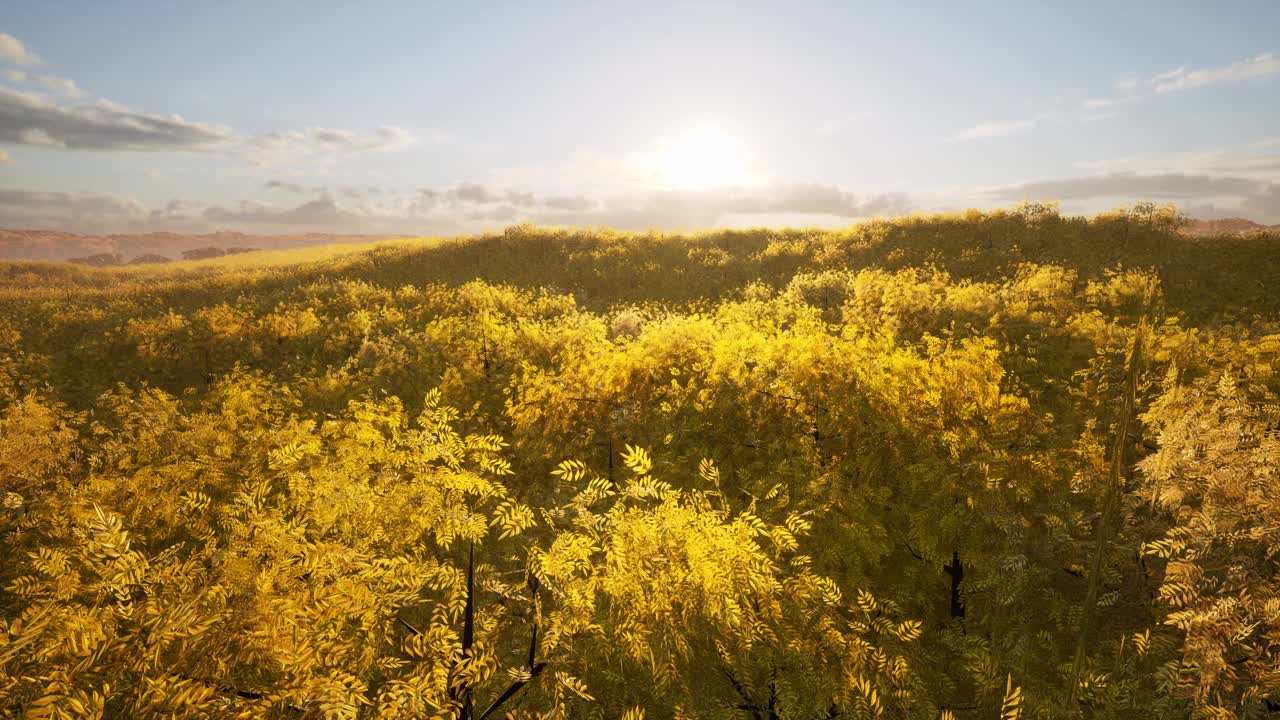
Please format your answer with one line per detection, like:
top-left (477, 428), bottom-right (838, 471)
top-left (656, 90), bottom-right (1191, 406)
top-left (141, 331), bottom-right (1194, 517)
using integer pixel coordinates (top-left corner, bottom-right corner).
top-left (0, 229), bottom-right (415, 263)
top-left (128, 254), bottom-right (173, 265)
top-left (1183, 217), bottom-right (1280, 235)
top-left (2, 217), bottom-right (1278, 263)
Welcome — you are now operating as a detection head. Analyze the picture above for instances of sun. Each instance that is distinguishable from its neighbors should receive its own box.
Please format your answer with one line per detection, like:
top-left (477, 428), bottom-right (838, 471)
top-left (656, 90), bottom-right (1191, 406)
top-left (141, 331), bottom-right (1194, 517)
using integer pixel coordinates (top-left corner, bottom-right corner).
top-left (654, 129), bottom-right (748, 191)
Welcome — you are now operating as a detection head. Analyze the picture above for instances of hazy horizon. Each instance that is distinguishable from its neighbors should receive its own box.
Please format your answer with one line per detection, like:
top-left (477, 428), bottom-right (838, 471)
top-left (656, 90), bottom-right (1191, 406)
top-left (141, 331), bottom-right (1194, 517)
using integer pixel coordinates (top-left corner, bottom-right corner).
top-left (2, 2), bottom-right (1279, 236)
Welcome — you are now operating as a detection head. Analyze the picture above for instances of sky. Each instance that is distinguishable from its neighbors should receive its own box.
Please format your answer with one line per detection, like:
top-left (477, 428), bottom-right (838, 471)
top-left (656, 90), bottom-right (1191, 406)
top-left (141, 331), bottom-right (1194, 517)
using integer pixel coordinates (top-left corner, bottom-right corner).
top-left (1, 1), bottom-right (1279, 236)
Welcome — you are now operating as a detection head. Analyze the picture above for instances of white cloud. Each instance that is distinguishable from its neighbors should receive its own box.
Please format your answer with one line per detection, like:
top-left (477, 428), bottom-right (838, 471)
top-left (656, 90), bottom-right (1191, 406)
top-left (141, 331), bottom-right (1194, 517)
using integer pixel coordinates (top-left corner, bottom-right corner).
top-left (0, 181), bottom-right (914, 239)
top-left (265, 179), bottom-right (326, 195)
top-left (1211, 155), bottom-right (1280, 174)
top-left (0, 80), bottom-right (417, 167)
top-left (243, 126), bottom-right (416, 166)
top-left (950, 53), bottom-right (1277, 140)
top-left (0, 32), bottom-right (42, 67)
top-left (2, 68), bottom-right (82, 98)
top-left (542, 195), bottom-right (596, 212)
top-left (0, 189), bottom-right (149, 230)
top-left (1080, 94), bottom-right (1141, 113)
top-left (0, 34), bottom-right (422, 165)
top-left (1113, 76), bottom-right (1141, 93)
top-left (34, 74), bottom-right (81, 99)
top-left (17, 126), bottom-right (60, 146)
top-left (990, 172), bottom-right (1267, 200)
top-left (465, 182), bottom-right (906, 229)
top-left (1074, 52), bottom-right (1279, 123)
top-left (1153, 53), bottom-right (1280, 93)
top-left (0, 85), bottom-right (235, 150)
top-left (984, 172), bottom-right (1280, 223)
top-left (1152, 66), bottom-right (1186, 84)
top-left (203, 196), bottom-right (358, 227)
top-left (150, 198), bottom-right (207, 223)
top-left (950, 116), bottom-right (1042, 142)
top-left (1077, 138), bottom-right (1280, 178)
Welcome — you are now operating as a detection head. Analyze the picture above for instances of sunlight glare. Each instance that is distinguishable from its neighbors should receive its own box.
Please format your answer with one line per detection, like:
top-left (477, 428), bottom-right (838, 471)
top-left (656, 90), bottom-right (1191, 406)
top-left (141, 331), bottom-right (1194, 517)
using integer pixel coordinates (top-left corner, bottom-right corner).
top-left (655, 129), bottom-right (748, 191)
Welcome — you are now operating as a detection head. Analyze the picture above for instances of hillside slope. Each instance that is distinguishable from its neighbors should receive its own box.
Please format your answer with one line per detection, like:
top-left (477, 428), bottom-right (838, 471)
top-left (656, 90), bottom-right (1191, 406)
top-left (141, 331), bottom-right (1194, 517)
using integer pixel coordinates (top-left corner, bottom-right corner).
top-left (1, 206), bottom-right (1279, 719)
top-left (0, 229), bottom-right (414, 263)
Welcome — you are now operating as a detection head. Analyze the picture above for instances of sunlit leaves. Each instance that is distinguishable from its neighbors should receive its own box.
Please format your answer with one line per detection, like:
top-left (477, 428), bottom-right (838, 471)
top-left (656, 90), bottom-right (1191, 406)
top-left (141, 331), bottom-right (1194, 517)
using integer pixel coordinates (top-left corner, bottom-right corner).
top-left (268, 440), bottom-right (316, 469)
top-left (180, 491), bottom-right (211, 513)
top-left (1132, 629), bottom-right (1150, 658)
top-left (2, 210), bottom-right (1278, 718)
top-left (1001, 675), bottom-right (1023, 720)
top-left (1135, 370), bottom-right (1280, 706)
top-left (621, 444), bottom-right (652, 476)
top-left (491, 500), bottom-right (536, 539)
top-left (555, 672), bottom-right (594, 701)
top-left (697, 457), bottom-right (720, 486)
top-left (551, 459), bottom-right (588, 483)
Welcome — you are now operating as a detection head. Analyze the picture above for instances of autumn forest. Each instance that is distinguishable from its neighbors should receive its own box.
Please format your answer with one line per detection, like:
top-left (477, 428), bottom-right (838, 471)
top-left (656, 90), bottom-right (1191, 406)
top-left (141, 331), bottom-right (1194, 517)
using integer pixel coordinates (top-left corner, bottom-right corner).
top-left (2, 203), bottom-right (1280, 720)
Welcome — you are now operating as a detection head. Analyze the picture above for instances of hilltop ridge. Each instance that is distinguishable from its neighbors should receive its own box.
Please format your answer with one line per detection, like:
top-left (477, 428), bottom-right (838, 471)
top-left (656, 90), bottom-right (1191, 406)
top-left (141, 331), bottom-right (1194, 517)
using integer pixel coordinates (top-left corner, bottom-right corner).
top-left (2, 212), bottom-right (1278, 263)
top-left (0, 229), bottom-right (414, 263)
top-left (1183, 217), bottom-right (1280, 235)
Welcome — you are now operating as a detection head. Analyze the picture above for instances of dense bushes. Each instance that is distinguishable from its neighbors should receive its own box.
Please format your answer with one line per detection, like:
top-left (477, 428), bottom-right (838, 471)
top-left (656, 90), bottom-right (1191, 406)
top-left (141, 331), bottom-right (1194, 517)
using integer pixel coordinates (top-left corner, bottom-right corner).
top-left (2, 206), bottom-right (1279, 718)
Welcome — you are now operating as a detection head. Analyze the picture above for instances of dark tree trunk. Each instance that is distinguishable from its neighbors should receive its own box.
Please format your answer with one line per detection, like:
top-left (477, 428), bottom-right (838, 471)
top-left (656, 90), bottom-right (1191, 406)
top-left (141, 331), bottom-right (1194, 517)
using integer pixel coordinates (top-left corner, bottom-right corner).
top-left (944, 551), bottom-right (965, 620)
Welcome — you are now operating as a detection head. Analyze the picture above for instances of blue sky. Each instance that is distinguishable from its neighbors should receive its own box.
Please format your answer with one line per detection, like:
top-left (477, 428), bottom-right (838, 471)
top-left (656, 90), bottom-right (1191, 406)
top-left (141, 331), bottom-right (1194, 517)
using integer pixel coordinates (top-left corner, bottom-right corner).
top-left (1, 1), bottom-right (1278, 235)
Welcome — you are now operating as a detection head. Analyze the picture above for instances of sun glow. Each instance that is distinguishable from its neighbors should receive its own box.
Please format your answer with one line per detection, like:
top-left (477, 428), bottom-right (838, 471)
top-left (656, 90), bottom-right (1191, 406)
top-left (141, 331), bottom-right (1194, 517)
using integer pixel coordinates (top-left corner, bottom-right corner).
top-left (653, 129), bottom-right (749, 191)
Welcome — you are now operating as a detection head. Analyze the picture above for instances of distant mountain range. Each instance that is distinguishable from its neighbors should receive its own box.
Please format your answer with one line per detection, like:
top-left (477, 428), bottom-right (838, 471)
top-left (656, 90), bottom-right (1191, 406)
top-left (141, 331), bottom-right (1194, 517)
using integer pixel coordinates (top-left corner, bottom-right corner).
top-left (1, 219), bottom-right (1277, 263)
top-left (0, 230), bottom-right (415, 264)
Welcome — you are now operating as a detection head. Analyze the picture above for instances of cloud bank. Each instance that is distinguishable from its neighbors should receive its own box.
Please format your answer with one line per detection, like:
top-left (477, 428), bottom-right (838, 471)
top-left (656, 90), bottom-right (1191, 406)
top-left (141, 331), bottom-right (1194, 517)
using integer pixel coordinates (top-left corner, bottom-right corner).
top-left (952, 50), bottom-right (1280, 140)
top-left (243, 126), bottom-right (416, 166)
top-left (951, 117), bottom-right (1044, 142)
top-left (0, 33), bottom-right (41, 66)
top-left (0, 189), bottom-right (150, 229)
top-left (1076, 52), bottom-right (1280, 112)
top-left (1153, 53), bottom-right (1280, 94)
top-left (0, 86), bottom-right (235, 150)
top-left (0, 31), bottom-right (420, 164)
top-left (0, 83), bottom-right (419, 161)
top-left (0, 182), bottom-right (915, 237)
top-left (987, 172), bottom-right (1280, 223)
